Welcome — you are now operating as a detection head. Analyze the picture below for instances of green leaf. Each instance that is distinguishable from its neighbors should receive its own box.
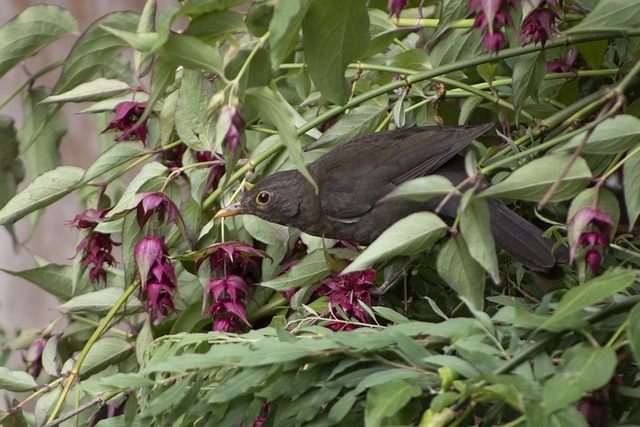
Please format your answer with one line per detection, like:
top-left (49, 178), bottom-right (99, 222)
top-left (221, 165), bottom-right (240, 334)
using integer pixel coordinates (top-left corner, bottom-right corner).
top-left (624, 147), bottom-right (640, 228)
top-left (53, 11), bottom-right (140, 95)
top-left (557, 115), bottom-right (640, 154)
top-left (246, 86), bottom-right (316, 190)
top-left (175, 69), bottom-right (215, 151)
top-left (0, 166), bottom-right (83, 225)
top-left (260, 250), bottom-right (329, 290)
top-left (103, 28), bottom-right (223, 74)
top-left (566, 0), bottom-right (640, 33)
top-left (1, 264), bottom-right (76, 300)
top-left (81, 373), bottom-right (155, 393)
top-left (179, 0), bottom-right (248, 17)
top-left (0, 367), bottom-right (38, 392)
top-left (384, 175), bottom-right (455, 203)
top-left (364, 380), bottom-right (421, 427)
top-left (512, 52), bottom-right (545, 122)
top-left (343, 212), bottom-right (448, 273)
top-left (433, 0), bottom-right (470, 40)
top-left (539, 267), bottom-right (636, 331)
top-left (184, 10), bottom-right (246, 41)
top-left (577, 40), bottom-right (608, 70)
top-left (479, 153), bottom-right (591, 202)
top-left (460, 197), bottom-right (500, 284)
top-left (302, 0), bottom-right (370, 104)
top-left (0, 117), bottom-right (22, 214)
top-left (429, 28), bottom-right (483, 69)
top-left (543, 345), bottom-right (617, 411)
top-left (310, 102), bottom-right (386, 150)
top-left (0, 5), bottom-right (78, 79)
top-left (77, 337), bottom-right (133, 377)
top-left (42, 78), bottom-right (131, 104)
top-left (55, 288), bottom-right (141, 314)
top-left (436, 235), bottom-right (486, 310)
top-left (628, 303), bottom-right (640, 363)
top-left (79, 142), bottom-right (147, 185)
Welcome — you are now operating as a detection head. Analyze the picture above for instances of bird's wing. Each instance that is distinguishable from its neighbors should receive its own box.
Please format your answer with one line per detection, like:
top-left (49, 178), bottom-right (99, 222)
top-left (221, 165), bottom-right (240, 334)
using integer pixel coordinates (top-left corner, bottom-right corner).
top-left (312, 124), bottom-right (495, 221)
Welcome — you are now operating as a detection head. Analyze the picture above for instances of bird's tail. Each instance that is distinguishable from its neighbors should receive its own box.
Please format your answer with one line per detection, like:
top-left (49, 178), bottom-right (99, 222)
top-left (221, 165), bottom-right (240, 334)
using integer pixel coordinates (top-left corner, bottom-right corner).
top-left (488, 200), bottom-right (567, 272)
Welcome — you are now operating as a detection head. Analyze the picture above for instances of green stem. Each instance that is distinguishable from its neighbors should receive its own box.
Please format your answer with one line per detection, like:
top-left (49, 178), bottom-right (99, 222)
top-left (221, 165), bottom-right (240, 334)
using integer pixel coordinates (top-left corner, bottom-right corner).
top-left (247, 293), bottom-right (288, 323)
top-left (47, 281), bottom-right (140, 424)
top-left (0, 60), bottom-right (64, 110)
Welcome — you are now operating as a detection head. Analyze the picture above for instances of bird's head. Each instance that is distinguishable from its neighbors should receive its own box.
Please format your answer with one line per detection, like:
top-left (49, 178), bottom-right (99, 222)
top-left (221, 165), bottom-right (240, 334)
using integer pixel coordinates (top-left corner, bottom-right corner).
top-left (214, 170), bottom-right (306, 225)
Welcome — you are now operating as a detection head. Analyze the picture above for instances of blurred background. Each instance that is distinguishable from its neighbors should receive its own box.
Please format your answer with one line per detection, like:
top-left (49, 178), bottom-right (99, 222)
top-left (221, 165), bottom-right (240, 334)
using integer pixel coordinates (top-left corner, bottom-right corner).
top-left (0, 0), bottom-right (174, 363)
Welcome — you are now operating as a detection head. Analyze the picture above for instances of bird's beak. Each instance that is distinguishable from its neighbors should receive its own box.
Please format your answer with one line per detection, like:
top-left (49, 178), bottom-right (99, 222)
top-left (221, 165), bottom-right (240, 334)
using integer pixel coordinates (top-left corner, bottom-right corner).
top-left (214, 202), bottom-right (244, 218)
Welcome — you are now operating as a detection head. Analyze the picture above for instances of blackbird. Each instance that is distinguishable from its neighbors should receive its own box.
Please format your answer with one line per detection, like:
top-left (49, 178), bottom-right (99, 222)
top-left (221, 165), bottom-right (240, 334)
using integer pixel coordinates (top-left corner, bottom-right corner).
top-left (215, 124), bottom-right (564, 271)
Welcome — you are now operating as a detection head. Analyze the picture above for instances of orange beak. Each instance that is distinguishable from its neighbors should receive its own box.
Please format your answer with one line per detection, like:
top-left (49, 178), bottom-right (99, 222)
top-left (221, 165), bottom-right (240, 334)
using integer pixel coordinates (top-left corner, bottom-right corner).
top-left (214, 202), bottom-right (244, 218)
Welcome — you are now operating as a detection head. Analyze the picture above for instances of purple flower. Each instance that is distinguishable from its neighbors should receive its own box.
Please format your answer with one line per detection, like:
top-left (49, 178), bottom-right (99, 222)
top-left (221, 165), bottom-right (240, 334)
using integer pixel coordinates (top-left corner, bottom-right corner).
top-left (23, 337), bottom-right (46, 378)
top-left (133, 192), bottom-right (181, 228)
top-left (197, 241), bottom-right (264, 282)
top-left (521, 8), bottom-right (556, 46)
top-left (315, 268), bottom-right (376, 331)
top-left (76, 232), bottom-right (117, 284)
top-left (69, 208), bottom-right (116, 284)
top-left (217, 106), bottom-right (245, 156)
top-left (195, 151), bottom-right (226, 196)
top-left (388, 0), bottom-right (408, 18)
top-left (134, 236), bottom-right (178, 318)
top-left (162, 143), bottom-right (188, 170)
top-left (103, 101), bottom-right (149, 144)
top-left (471, 0), bottom-right (514, 53)
top-left (577, 398), bottom-right (608, 427)
top-left (205, 275), bottom-right (249, 304)
top-left (569, 208), bottom-right (614, 277)
top-left (547, 47), bottom-right (581, 73)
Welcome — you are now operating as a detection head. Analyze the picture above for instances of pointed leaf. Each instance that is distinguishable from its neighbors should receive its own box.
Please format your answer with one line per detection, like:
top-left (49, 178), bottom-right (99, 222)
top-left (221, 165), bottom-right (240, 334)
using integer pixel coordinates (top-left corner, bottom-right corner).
top-left (269, 0), bottom-right (309, 68)
top-left (246, 86), bottom-right (317, 190)
top-left (436, 235), bottom-right (485, 310)
top-left (0, 5), bottom-right (78, 79)
top-left (460, 197), bottom-right (500, 283)
top-left (53, 11), bottom-right (140, 95)
top-left (385, 175), bottom-right (455, 202)
top-left (558, 115), bottom-right (640, 154)
top-left (0, 166), bottom-right (83, 225)
top-left (479, 153), bottom-right (591, 202)
top-left (624, 145), bottom-right (640, 228)
top-left (343, 212), bottom-right (448, 273)
top-left (566, 0), bottom-right (640, 33)
top-left (42, 78), bottom-right (131, 104)
top-left (260, 250), bottom-right (329, 290)
top-left (302, 0), bottom-right (370, 104)
top-left (364, 380), bottom-right (421, 427)
top-left (0, 367), bottom-right (38, 392)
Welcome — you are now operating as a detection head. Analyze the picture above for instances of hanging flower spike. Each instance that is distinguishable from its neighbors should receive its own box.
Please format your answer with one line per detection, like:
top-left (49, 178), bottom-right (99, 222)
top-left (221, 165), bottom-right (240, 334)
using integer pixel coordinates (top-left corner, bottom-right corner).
top-left (521, 8), bottom-right (557, 46)
top-left (388, 0), bottom-right (408, 18)
top-left (196, 241), bottom-right (264, 283)
top-left (470, 0), bottom-right (514, 53)
top-left (133, 192), bottom-right (181, 228)
top-left (195, 151), bottom-right (226, 196)
top-left (315, 268), bottom-right (376, 331)
top-left (103, 101), bottom-right (149, 145)
top-left (217, 106), bottom-right (245, 157)
top-left (69, 208), bottom-right (116, 285)
top-left (134, 236), bottom-right (179, 319)
top-left (569, 207), bottom-right (614, 278)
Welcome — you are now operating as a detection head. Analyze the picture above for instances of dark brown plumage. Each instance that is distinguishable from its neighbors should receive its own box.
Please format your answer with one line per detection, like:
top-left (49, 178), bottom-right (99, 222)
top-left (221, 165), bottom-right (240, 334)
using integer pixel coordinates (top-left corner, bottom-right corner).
top-left (216, 124), bottom-right (564, 271)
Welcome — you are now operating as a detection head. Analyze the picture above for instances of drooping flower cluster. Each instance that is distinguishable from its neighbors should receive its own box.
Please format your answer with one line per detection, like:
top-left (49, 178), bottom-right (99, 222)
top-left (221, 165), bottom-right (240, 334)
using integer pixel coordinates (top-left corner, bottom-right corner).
top-left (547, 46), bottom-right (582, 73)
top-left (520, 2), bottom-right (557, 47)
top-left (133, 192), bottom-right (181, 228)
top-left (569, 207), bottom-right (613, 278)
top-left (23, 337), bottom-right (46, 378)
top-left (195, 150), bottom-right (226, 196)
top-left (471, 0), bottom-right (515, 53)
top-left (134, 236), bottom-right (178, 319)
top-left (314, 268), bottom-right (376, 331)
top-left (69, 208), bottom-right (116, 284)
top-left (388, 0), bottom-right (408, 18)
top-left (198, 242), bottom-right (264, 331)
top-left (217, 105), bottom-right (245, 157)
top-left (103, 101), bottom-right (149, 145)
top-left (161, 143), bottom-right (188, 170)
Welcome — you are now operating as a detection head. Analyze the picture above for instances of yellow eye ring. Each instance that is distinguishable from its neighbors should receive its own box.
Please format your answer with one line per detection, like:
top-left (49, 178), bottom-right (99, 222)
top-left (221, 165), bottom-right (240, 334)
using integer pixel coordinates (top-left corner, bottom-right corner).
top-left (256, 191), bottom-right (270, 204)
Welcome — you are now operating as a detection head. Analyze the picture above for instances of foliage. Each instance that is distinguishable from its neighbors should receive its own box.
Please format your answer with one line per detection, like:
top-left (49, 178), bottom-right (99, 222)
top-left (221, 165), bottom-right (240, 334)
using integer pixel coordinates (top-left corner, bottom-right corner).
top-left (1, 0), bottom-right (640, 426)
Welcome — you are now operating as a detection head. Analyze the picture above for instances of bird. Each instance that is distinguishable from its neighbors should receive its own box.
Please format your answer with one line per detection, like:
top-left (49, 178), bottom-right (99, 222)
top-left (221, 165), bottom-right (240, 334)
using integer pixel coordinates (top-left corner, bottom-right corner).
top-left (215, 124), bottom-right (565, 272)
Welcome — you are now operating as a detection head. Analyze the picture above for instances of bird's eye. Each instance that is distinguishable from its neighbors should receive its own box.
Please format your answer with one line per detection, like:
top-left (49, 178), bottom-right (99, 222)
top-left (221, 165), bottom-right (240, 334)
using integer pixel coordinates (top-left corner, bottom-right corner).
top-left (256, 191), bottom-right (271, 205)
